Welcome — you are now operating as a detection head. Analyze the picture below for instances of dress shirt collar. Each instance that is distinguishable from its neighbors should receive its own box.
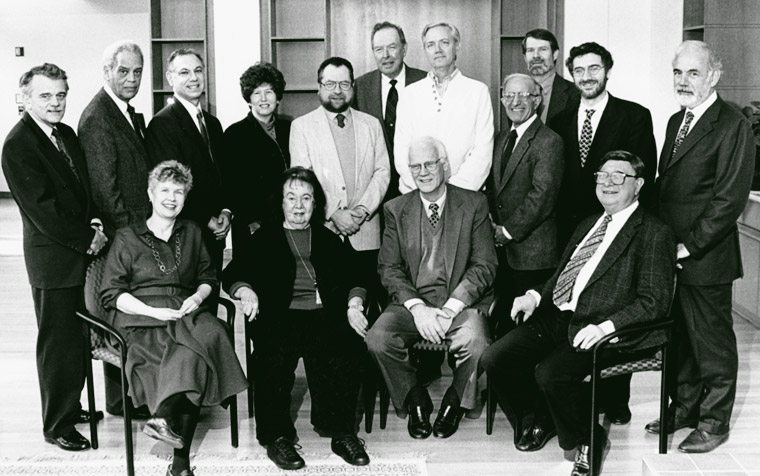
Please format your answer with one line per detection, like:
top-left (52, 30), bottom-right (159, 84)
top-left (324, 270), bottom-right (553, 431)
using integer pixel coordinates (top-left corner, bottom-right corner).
top-left (420, 187), bottom-right (447, 217)
top-left (535, 71), bottom-right (555, 93)
top-left (512, 114), bottom-right (539, 141)
top-left (605, 199), bottom-right (639, 227)
top-left (382, 64), bottom-right (406, 86)
top-left (174, 94), bottom-right (204, 127)
top-left (321, 106), bottom-right (352, 124)
top-left (684, 90), bottom-right (718, 129)
top-left (104, 84), bottom-right (130, 115)
top-left (29, 114), bottom-right (55, 139)
top-left (137, 218), bottom-right (185, 238)
top-left (579, 90), bottom-right (609, 117)
top-left (429, 67), bottom-right (459, 85)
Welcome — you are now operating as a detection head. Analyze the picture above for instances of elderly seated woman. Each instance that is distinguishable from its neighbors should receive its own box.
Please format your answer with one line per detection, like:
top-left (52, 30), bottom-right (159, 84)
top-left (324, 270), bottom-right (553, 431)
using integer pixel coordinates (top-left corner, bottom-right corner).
top-left (100, 160), bottom-right (247, 476)
top-left (223, 166), bottom-right (370, 470)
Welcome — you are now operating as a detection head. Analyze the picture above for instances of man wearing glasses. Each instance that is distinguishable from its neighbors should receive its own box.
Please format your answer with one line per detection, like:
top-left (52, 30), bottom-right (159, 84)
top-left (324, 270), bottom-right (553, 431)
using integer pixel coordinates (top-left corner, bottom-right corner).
top-left (367, 137), bottom-right (496, 440)
top-left (482, 150), bottom-right (676, 476)
top-left (290, 56), bottom-right (390, 332)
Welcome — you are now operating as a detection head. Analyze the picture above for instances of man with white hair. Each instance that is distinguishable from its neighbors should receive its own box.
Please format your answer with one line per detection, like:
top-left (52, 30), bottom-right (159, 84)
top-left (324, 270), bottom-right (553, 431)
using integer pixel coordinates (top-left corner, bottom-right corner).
top-left (393, 22), bottom-right (494, 194)
top-left (367, 136), bottom-right (496, 440)
top-left (649, 40), bottom-right (754, 453)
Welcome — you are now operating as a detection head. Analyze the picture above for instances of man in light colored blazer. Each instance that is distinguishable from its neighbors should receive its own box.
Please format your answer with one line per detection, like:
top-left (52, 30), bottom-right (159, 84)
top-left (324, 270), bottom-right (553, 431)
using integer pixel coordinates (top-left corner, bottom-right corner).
top-left (290, 56), bottom-right (390, 315)
top-left (367, 137), bottom-right (496, 440)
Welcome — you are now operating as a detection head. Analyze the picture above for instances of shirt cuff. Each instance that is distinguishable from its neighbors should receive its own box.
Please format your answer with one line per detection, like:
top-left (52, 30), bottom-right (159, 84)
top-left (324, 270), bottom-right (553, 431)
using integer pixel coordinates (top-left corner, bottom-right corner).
top-left (443, 298), bottom-right (466, 315)
top-left (526, 289), bottom-right (541, 307)
top-left (221, 209), bottom-right (233, 220)
top-left (501, 226), bottom-right (512, 239)
top-left (597, 320), bottom-right (616, 336)
top-left (348, 287), bottom-right (367, 303)
top-left (404, 298), bottom-right (425, 311)
top-left (229, 282), bottom-right (253, 299)
top-left (90, 218), bottom-right (103, 231)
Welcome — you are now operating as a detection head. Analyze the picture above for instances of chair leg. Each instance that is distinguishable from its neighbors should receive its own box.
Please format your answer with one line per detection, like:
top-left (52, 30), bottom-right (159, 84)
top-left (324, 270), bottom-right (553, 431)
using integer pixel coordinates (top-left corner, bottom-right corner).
top-left (659, 346), bottom-right (669, 454)
top-left (245, 328), bottom-right (254, 418)
top-left (379, 380), bottom-right (390, 430)
top-left (589, 371), bottom-right (600, 476)
top-left (362, 381), bottom-right (377, 433)
top-left (83, 331), bottom-right (99, 449)
top-left (486, 379), bottom-right (495, 435)
top-left (229, 395), bottom-right (239, 448)
top-left (120, 366), bottom-right (134, 476)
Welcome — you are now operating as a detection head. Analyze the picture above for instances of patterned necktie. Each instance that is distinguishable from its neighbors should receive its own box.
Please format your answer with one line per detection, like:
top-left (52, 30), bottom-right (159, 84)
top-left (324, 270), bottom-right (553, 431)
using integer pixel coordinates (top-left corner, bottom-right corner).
top-left (336, 113), bottom-right (346, 128)
top-left (196, 109), bottom-right (214, 162)
top-left (51, 128), bottom-right (81, 183)
top-left (385, 79), bottom-right (398, 146)
top-left (552, 214), bottom-right (612, 307)
top-left (126, 104), bottom-right (144, 140)
top-left (500, 129), bottom-right (518, 177)
top-left (428, 203), bottom-right (440, 228)
top-left (671, 111), bottom-right (695, 159)
top-left (578, 109), bottom-right (596, 167)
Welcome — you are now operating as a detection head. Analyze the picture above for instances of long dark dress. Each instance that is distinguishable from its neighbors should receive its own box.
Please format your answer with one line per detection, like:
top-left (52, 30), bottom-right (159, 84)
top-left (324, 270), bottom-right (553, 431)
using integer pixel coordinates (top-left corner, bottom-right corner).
top-left (100, 219), bottom-right (247, 413)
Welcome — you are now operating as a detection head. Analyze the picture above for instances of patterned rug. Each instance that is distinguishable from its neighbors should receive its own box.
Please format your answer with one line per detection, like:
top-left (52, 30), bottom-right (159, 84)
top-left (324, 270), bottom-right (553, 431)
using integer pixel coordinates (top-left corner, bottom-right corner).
top-left (0, 454), bottom-right (428, 476)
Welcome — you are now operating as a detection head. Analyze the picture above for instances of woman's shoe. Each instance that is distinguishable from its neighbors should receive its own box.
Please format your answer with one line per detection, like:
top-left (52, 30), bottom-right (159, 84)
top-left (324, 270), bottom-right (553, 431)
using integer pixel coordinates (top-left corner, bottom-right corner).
top-left (143, 418), bottom-right (185, 449)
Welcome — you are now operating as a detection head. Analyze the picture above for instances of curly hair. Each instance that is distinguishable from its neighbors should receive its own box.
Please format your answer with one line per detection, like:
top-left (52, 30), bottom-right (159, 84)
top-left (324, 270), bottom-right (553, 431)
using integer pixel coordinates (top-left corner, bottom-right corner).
top-left (240, 62), bottom-right (286, 102)
top-left (275, 167), bottom-right (327, 226)
top-left (148, 160), bottom-right (193, 192)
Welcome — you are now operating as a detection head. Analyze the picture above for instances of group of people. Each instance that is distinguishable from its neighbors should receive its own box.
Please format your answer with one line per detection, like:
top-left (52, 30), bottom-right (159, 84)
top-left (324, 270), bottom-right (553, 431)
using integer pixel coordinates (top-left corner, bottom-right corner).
top-left (1, 17), bottom-right (754, 476)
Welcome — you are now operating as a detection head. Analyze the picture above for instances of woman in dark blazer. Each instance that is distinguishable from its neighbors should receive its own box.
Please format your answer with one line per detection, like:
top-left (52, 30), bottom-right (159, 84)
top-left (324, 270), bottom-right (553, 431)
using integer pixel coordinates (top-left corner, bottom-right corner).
top-left (223, 62), bottom-right (291, 252)
top-left (223, 167), bottom-right (370, 471)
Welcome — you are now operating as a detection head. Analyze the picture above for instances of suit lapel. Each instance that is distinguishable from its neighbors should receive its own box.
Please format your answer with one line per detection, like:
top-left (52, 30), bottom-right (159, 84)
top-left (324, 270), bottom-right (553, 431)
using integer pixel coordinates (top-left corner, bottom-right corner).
top-left (401, 193), bottom-right (423, 281)
top-left (442, 186), bottom-right (462, 282)
top-left (368, 71), bottom-right (383, 120)
top-left (547, 75), bottom-right (568, 119)
top-left (499, 119), bottom-right (540, 194)
top-left (659, 111), bottom-right (682, 175)
top-left (352, 108), bottom-right (369, 180)
top-left (491, 130), bottom-right (509, 191)
top-left (315, 109), bottom-right (347, 189)
top-left (584, 207), bottom-right (642, 290)
top-left (666, 99), bottom-right (721, 171)
top-left (589, 95), bottom-right (623, 161)
top-left (98, 88), bottom-right (145, 152)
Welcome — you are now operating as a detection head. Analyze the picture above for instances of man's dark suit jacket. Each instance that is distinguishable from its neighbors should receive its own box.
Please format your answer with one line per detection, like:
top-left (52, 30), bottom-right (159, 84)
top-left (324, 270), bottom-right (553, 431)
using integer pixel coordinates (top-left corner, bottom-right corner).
top-left (550, 93), bottom-right (657, 243)
top-left (354, 65), bottom-right (426, 198)
top-left (538, 206), bottom-right (676, 352)
top-left (487, 118), bottom-right (564, 270)
top-left (378, 184), bottom-right (497, 314)
top-left (657, 96), bottom-right (754, 286)
top-left (2, 113), bottom-right (96, 288)
top-left (78, 87), bottom-right (150, 234)
top-left (543, 74), bottom-right (580, 127)
top-left (144, 100), bottom-right (226, 258)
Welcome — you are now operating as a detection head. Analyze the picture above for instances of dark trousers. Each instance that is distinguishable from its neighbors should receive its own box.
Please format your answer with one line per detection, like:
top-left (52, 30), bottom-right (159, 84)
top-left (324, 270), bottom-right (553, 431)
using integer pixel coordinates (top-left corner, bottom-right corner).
top-left (251, 309), bottom-right (360, 445)
top-left (481, 304), bottom-right (651, 450)
top-left (672, 283), bottom-right (736, 434)
top-left (32, 286), bottom-right (86, 438)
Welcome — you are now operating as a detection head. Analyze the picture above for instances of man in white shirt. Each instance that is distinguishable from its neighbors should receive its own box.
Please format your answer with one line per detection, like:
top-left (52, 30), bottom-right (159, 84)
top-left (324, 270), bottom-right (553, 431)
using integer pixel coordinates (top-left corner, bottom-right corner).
top-left (393, 22), bottom-right (494, 194)
top-left (482, 150), bottom-right (676, 476)
top-left (367, 137), bottom-right (496, 440)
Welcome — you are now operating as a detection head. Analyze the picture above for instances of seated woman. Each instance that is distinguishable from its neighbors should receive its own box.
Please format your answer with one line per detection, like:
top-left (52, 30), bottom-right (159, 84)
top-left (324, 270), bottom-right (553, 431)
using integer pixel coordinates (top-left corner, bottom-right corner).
top-left (223, 167), bottom-right (370, 470)
top-left (100, 160), bottom-right (247, 476)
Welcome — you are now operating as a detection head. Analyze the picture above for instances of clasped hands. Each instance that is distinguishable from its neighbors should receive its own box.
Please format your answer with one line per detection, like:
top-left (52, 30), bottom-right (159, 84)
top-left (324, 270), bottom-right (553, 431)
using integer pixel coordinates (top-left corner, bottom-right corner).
top-left (491, 222), bottom-right (510, 247)
top-left (151, 294), bottom-right (203, 321)
top-left (208, 211), bottom-right (232, 240)
top-left (411, 303), bottom-right (455, 344)
top-left (331, 207), bottom-right (368, 236)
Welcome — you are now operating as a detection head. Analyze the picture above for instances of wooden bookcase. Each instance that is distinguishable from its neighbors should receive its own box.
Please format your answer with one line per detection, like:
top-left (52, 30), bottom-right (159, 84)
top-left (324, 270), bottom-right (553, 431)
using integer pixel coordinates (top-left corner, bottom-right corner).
top-left (150, 0), bottom-right (215, 115)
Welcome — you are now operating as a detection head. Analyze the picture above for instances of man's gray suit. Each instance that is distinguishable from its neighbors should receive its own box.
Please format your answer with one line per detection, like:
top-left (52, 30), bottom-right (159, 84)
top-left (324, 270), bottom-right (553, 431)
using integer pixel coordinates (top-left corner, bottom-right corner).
top-left (543, 74), bottom-right (579, 128)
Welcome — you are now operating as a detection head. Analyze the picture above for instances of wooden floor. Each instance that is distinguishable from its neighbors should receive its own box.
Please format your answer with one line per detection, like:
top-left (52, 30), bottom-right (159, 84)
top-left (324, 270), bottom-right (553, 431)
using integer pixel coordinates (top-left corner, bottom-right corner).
top-left (1, 197), bottom-right (759, 475)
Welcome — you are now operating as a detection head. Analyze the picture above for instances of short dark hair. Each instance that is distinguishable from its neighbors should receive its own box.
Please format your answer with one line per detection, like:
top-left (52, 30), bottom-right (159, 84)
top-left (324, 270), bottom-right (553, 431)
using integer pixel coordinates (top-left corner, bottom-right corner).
top-left (276, 167), bottom-right (327, 226)
top-left (167, 48), bottom-right (205, 70)
top-left (372, 21), bottom-right (406, 45)
top-left (19, 63), bottom-right (69, 96)
top-left (565, 42), bottom-right (613, 74)
top-left (317, 56), bottom-right (354, 84)
top-left (148, 160), bottom-right (194, 192)
top-left (240, 62), bottom-right (286, 101)
top-left (522, 28), bottom-right (559, 54)
top-left (596, 150), bottom-right (645, 178)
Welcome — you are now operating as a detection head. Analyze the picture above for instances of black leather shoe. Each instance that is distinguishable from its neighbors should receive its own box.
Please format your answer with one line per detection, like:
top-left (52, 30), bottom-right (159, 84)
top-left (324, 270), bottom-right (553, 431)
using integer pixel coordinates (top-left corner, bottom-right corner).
top-left (44, 429), bottom-right (91, 451)
top-left (267, 437), bottom-right (305, 470)
top-left (515, 423), bottom-right (557, 452)
top-left (433, 404), bottom-right (464, 438)
top-left (605, 404), bottom-right (632, 425)
top-left (677, 429), bottom-right (729, 453)
top-left (76, 410), bottom-right (104, 424)
top-left (407, 404), bottom-right (432, 439)
top-left (331, 435), bottom-right (370, 466)
top-left (143, 418), bottom-right (185, 449)
top-left (645, 413), bottom-right (697, 435)
top-left (571, 431), bottom-right (609, 476)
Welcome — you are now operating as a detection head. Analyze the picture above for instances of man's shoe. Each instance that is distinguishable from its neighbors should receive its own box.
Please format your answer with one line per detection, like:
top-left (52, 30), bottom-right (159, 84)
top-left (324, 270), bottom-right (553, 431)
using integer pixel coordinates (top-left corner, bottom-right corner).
top-left (143, 418), bottom-right (185, 449)
top-left (570, 431), bottom-right (609, 476)
top-left (266, 437), bottom-right (305, 470)
top-left (331, 435), bottom-right (370, 466)
top-left (166, 464), bottom-right (195, 476)
top-left (75, 410), bottom-right (104, 424)
top-left (433, 404), bottom-right (464, 438)
top-left (44, 429), bottom-right (91, 451)
top-left (515, 423), bottom-right (557, 452)
top-left (605, 404), bottom-right (632, 425)
top-left (407, 404), bottom-right (432, 439)
top-left (677, 429), bottom-right (729, 453)
top-left (645, 414), bottom-right (697, 435)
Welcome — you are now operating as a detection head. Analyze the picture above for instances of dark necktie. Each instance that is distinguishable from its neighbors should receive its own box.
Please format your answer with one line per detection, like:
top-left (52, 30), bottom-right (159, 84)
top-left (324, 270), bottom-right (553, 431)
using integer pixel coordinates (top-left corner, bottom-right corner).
top-left (196, 109), bottom-right (214, 162)
top-left (500, 129), bottom-right (518, 177)
top-left (671, 111), bottom-right (695, 159)
top-left (126, 104), bottom-right (144, 140)
top-left (428, 203), bottom-right (440, 228)
top-left (578, 109), bottom-right (596, 167)
top-left (51, 128), bottom-right (81, 183)
top-left (385, 79), bottom-right (398, 145)
top-left (336, 113), bottom-right (346, 128)
top-left (552, 214), bottom-right (612, 307)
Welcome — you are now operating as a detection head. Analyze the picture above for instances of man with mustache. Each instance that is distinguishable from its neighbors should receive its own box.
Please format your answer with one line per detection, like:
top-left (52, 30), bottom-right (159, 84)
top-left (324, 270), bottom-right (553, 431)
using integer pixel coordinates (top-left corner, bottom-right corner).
top-left (521, 29), bottom-right (579, 127)
top-left (649, 40), bottom-right (754, 453)
top-left (550, 41), bottom-right (657, 427)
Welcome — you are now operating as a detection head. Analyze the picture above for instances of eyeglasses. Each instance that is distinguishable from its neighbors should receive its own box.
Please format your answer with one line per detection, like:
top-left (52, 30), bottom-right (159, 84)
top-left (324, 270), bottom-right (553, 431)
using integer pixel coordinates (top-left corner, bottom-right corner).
top-left (501, 92), bottom-right (538, 102)
top-left (572, 65), bottom-right (604, 77)
top-left (409, 158), bottom-right (442, 174)
top-left (320, 81), bottom-right (352, 91)
top-left (594, 171), bottom-right (637, 185)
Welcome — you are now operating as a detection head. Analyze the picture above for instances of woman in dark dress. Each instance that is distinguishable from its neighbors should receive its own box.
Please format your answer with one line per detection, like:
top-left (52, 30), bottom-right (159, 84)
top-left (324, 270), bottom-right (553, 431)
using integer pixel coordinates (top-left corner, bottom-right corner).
top-left (223, 62), bottom-right (291, 252)
top-left (223, 167), bottom-right (370, 471)
top-left (100, 160), bottom-right (247, 476)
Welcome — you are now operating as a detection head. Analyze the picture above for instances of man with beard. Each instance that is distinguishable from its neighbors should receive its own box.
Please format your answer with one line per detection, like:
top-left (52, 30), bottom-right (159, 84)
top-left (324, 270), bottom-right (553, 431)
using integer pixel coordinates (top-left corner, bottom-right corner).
top-left (648, 41), bottom-right (754, 453)
top-left (290, 56), bottom-right (390, 332)
top-left (549, 41), bottom-right (657, 426)
top-left (522, 29), bottom-right (579, 127)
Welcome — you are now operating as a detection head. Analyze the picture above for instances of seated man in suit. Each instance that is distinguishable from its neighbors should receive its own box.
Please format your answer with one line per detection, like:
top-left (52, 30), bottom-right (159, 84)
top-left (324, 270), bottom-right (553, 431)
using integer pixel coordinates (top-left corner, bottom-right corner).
top-left (481, 150), bottom-right (676, 476)
top-left (366, 137), bottom-right (496, 440)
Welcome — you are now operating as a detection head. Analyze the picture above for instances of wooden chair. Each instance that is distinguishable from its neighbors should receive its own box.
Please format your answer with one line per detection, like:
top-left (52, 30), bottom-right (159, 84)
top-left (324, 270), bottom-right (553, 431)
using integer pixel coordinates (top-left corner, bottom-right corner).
top-left (77, 257), bottom-right (239, 476)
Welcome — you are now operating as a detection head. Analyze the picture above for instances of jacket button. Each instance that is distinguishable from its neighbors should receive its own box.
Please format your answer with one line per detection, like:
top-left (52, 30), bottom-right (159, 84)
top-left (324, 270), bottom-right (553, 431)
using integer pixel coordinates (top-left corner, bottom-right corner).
top-left (341, 186), bottom-right (346, 190)
top-left (498, 205), bottom-right (503, 209)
